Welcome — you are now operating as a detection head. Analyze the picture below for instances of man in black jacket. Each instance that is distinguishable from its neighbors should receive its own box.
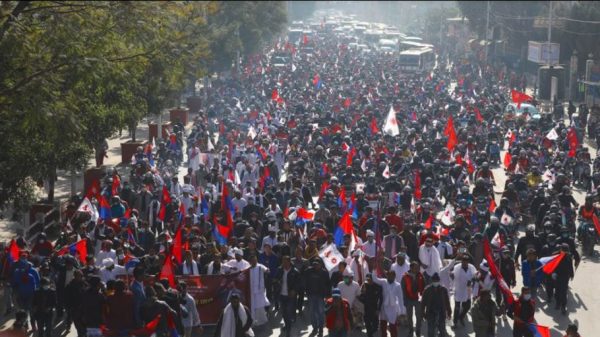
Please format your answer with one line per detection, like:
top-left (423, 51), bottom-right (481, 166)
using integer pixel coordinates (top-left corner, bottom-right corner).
top-left (358, 273), bottom-right (382, 337)
top-left (274, 256), bottom-right (301, 337)
top-left (304, 259), bottom-right (331, 337)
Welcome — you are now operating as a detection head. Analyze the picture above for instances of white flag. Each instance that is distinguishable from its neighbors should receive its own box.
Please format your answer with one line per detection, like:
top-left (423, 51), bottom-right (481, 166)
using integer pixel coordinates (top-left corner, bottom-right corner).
top-left (383, 105), bottom-right (399, 136)
top-left (546, 128), bottom-right (558, 140)
top-left (207, 137), bottom-right (214, 151)
top-left (247, 126), bottom-right (257, 140)
top-left (382, 164), bottom-right (391, 179)
top-left (319, 244), bottom-right (344, 271)
top-left (361, 159), bottom-right (368, 172)
top-left (78, 197), bottom-right (98, 222)
top-left (291, 63), bottom-right (297, 72)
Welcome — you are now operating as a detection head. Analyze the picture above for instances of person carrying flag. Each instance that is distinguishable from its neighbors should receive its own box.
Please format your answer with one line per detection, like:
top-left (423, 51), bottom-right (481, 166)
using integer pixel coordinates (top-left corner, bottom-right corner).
top-left (552, 243), bottom-right (575, 315)
top-left (507, 287), bottom-right (536, 337)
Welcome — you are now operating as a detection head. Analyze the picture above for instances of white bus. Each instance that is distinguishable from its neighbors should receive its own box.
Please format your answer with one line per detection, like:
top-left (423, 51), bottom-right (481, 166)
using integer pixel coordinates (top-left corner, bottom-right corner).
top-left (399, 48), bottom-right (436, 73)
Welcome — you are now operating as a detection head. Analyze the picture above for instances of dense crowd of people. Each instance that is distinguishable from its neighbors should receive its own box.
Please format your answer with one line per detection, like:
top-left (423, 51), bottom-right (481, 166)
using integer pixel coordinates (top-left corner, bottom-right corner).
top-left (1, 16), bottom-right (593, 337)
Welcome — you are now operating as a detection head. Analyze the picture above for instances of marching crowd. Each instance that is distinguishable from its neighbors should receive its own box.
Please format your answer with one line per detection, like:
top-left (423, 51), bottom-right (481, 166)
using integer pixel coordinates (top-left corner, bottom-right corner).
top-left (1, 17), bottom-right (593, 337)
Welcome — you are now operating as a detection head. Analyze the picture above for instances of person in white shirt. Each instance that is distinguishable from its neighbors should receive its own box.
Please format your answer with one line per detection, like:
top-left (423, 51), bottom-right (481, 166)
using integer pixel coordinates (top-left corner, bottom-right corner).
top-left (248, 255), bottom-right (270, 326)
top-left (262, 226), bottom-right (279, 251)
top-left (390, 252), bottom-right (410, 283)
top-left (450, 255), bottom-right (477, 328)
top-left (418, 237), bottom-right (442, 284)
top-left (372, 270), bottom-right (407, 337)
top-left (181, 250), bottom-right (200, 275)
top-left (361, 230), bottom-right (377, 259)
top-left (206, 255), bottom-right (230, 275)
top-left (96, 240), bottom-right (117, 267)
top-left (473, 261), bottom-right (495, 298)
top-left (346, 250), bottom-right (369, 285)
top-left (337, 270), bottom-right (363, 328)
top-left (178, 281), bottom-right (203, 337)
top-left (170, 176), bottom-right (183, 197)
top-left (226, 248), bottom-right (251, 272)
top-left (99, 258), bottom-right (125, 284)
top-left (231, 191), bottom-right (248, 214)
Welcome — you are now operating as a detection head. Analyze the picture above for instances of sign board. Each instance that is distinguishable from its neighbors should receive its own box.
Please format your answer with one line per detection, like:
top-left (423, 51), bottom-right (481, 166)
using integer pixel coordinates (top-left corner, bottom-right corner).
top-left (528, 41), bottom-right (559, 65)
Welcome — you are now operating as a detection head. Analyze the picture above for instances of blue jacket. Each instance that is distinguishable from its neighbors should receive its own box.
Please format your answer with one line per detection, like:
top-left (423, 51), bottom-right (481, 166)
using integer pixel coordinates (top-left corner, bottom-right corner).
top-left (521, 260), bottom-right (544, 287)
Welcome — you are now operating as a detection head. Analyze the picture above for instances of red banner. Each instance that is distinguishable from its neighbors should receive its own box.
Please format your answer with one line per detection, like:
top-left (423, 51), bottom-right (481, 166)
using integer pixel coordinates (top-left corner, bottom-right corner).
top-left (180, 270), bottom-right (251, 325)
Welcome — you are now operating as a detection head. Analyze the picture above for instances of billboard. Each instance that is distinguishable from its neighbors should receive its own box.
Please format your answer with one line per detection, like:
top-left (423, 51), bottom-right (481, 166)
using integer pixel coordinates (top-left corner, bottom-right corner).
top-left (528, 41), bottom-right (559, 65)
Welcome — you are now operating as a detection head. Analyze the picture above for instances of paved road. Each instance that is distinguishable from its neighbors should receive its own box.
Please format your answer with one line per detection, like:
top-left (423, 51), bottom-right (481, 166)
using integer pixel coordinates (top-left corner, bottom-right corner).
top-left (0, 119), bottom-right (596, 336)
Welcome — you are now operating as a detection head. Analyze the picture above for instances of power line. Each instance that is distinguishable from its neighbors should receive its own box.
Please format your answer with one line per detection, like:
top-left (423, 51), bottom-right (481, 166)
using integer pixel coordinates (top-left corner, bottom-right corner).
top-left (555, 16), bottom-right (600, 24)
top-left (555, 27), bottom-right (600, 36)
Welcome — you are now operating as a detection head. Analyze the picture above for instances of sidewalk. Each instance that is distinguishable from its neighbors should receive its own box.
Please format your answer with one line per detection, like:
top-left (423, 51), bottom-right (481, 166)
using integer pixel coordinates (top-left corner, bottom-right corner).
top-left (0, 109), bottom-right (193, 242)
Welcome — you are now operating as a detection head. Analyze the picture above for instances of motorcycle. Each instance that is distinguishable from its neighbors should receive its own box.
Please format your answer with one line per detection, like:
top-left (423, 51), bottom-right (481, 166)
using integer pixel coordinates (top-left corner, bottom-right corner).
top-left (578, 222), bottom-right (597, 256)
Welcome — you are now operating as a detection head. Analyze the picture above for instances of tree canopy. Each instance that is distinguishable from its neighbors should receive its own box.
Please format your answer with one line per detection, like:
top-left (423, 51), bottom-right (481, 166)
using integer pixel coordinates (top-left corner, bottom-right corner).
top-left (0, 1), bottom-right (286, 209)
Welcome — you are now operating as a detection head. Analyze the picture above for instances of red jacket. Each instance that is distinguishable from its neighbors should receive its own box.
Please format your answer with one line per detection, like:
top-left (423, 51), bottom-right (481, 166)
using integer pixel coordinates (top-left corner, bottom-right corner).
top-left (325, 298), bottom-right (351, 331)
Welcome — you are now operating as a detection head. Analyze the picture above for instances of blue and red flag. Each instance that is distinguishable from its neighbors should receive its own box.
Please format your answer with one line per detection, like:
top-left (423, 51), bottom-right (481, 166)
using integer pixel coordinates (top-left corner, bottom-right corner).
top-left (166, 312), bottom-right (180, 337)
top-left (258, 166), bottom-right (271, 191)
top-left (337, 188), bottom-right (347, 211)
top-left (348, 192), bottom-right (358, 219)
top-left (178, 201), bottom-right (186, 224)
top-left (333, 211), bottom-right (354, 247)
top-left (98, 195), bottom-right (112, 221)
top-left (313, 74), bottom-right (321, 89)
top-left (295, 207), bottom-right (315, 225)
top-left (200, 195), bottom-right (210, 221)
top-left (6, 239), bottom-right (20, 264)
top-left (256, 145), bottom-right (268, 161)
top-left (127, 228), bottom-right (137, 245)
top-left (56, 239), bottom-right (87, 264)
top-left (527, 323), bottom-right (550, 337)
top-left (212, 215), bottom-right (231, 245)
top-left (158, 186), bottom-right (172, 222)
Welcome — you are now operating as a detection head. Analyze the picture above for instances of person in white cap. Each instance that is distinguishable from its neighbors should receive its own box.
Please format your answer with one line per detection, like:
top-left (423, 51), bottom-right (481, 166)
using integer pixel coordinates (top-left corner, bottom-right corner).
top-left (473, 261), bottom-right (495, 297)
top-left (371, 269), bottom-right (406, 337)
top-left (450, 255), bottom-right (477, 328)
top-left (261, 225), bottom-right (278, 250)
top-left (99, 258), bottom-right (125, 284)
top-left (390, 252), bottom-right (410, 282)
top-left (418, 236), bottom-right (442, 285)
top-left (347, 249), bottom-right (369, 285)
top-left (337, 269), bottom-right (363, 329)
top-left (361, 230), bottom-right (377, 260)
top-left (226, 248), bottom-right (251, 272)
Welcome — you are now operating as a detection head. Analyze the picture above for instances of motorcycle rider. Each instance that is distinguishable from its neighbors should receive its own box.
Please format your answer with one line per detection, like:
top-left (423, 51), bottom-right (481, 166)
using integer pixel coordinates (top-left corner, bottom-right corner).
top-left (514, 225), bottom-right (543, 266)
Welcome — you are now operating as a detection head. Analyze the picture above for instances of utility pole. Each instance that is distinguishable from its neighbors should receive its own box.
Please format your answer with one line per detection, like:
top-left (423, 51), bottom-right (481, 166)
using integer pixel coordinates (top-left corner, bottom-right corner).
top-left (547, 1), bottom-right (553, 65)
top-left (484, 1), bottom-right (490, 64)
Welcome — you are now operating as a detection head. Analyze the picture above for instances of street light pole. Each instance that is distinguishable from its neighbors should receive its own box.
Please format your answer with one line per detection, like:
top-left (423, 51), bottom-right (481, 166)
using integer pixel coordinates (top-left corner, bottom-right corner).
top-left (484, 1), bottom-right (490, 64)
top-left (547, 1), bottom-right (553, 65)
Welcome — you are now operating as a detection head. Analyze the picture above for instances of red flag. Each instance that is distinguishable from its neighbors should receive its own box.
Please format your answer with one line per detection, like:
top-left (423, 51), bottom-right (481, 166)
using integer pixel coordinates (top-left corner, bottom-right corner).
top-left (424, 214), bottom-right (434, 229)
top-left (567, 127), bottom-right (578, 157)
top-left (158, 186), bottom-right (171, 221)
top-left (455, 153), bottom-right (463, 165)
top-left (86, 179), bottom-right (101, 200)
top-left (271, 88), bottom-right (279, 100)
top-left (172, 226), bottom-right (183, 264)
top-left (346, 147), bottom-right (356, 166)
top-left (318, 181), bottom-right (329, 201)
top-left (592, 213), bottom-right (600, 236)
top-left (343, 98), bottom-right (351, 108)
top-left (158, 254), bottom-right (176, 287)
top-left (483, 238), bottom-right (515, 305)
top-left (303, 34), bottom-right (308, 45)
top-left (56, 239), bottom-right (87, 264)
top-left (283, 207), bottom-right (289, 219)
top-left (540, 252), bottom-right (566, 274)
top-left (338, 188), bottom-right (347, 210)
top-left (414, 170), bottom-right (422, 200)
top-left (130, 314), bottom-right (161, 336)
top-left (527, 323), bottom-right (550, 337)
top-left (7, 239), bottom-right (19, 263)
top-left (511, 89), bottom-right (532, 109)
top-left (503, 152), bottom-right (512, 169)
top-left (489, 198), bottom-right (497, 213)
top-left (444, 116), bottom-right (457, 151)
top-left (474, 107), bottom-right (484, 123)
top-left (219, 120), bottom-right (225, 135)
top-left (370, 117), bottom-right (379, 134)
